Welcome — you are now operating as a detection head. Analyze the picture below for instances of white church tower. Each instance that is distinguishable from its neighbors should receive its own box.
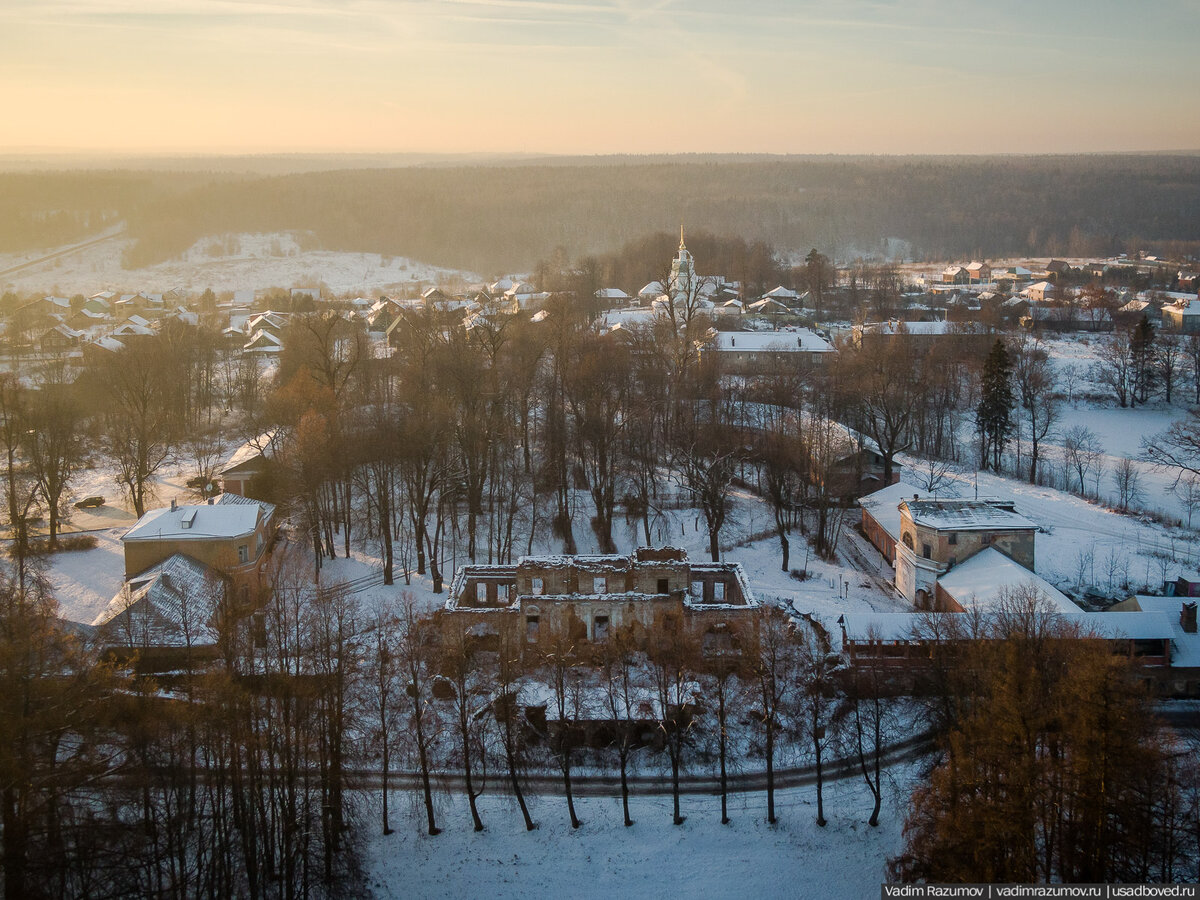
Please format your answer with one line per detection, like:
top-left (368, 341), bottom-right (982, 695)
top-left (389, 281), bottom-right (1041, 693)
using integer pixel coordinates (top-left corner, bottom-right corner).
top-left (668, 226), bottom-right (696, 302)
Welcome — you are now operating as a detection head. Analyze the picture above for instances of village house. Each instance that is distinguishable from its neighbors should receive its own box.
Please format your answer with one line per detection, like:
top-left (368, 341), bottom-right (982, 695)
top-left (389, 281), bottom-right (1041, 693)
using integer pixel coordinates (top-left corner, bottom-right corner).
top-left (439, 548), bottom-right (758, 658)
top-left (893, 496), bottom-right (1038, 608)
top-left (965, 262), bottom-right (992, 283)
top-left (120, 493), bottom-right (277, 592)
top-left (217, 431), bottom-right (278, 496)
top-left (1162, 297), bottom-right (1200, 334)
top-left (91, 553), bottom-right (229, 662)
top-left (941, 265), bottom-right (969, 285)
top-left (1024, 281), bottom-right (1056, 303)
top-left (91, 493), bottom-right (277, 663)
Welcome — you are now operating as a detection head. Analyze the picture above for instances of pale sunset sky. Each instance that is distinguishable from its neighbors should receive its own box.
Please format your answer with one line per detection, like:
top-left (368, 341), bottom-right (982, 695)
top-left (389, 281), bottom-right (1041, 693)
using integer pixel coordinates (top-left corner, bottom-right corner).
top-left (2, 0), bottom-right (1198, 155)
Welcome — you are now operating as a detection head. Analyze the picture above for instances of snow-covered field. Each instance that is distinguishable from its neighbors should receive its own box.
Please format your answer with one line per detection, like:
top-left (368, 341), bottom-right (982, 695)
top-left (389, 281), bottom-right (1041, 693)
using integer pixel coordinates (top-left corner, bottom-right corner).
top-left (0, 230), bottom-right (476, 297)
top-left (363, 765), bottom-right (917, 900)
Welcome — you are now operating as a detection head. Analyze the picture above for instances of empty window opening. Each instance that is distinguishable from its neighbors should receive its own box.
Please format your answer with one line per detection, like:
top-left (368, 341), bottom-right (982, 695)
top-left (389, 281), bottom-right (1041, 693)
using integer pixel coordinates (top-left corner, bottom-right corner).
top-left (594, 616), bottom-right (610, 642)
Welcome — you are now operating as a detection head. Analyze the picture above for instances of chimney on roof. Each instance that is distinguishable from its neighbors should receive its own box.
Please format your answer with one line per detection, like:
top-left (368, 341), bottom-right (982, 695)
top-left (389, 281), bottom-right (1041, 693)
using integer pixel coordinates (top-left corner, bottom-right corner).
top-left (1182, 602), bottom-right (1197, 634)
top-left (170, 498), bottom-right (177, 512)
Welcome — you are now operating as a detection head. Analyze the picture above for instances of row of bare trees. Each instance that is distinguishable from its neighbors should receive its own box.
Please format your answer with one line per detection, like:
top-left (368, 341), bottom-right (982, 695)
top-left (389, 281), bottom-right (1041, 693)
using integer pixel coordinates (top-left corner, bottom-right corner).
top-left (365, 603), bottom-right (907, 840)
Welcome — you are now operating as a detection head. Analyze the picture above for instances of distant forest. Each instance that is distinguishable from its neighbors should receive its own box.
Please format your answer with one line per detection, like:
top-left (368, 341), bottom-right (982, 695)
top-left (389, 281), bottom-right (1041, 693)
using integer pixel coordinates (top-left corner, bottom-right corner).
top-left (2, 155), bottom-right (1199, 276)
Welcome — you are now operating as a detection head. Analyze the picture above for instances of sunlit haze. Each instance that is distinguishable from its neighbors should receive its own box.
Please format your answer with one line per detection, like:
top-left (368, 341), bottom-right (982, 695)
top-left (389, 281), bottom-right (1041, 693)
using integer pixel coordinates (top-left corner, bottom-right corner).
top-left (4, 0), bottom-right (1199, 156)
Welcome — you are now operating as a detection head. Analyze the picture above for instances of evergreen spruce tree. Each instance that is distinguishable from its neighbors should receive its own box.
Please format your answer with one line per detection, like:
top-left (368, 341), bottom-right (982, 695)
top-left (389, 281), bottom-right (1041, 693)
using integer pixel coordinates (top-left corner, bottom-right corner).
top-left (976, 338), bottom-right (1014, 471)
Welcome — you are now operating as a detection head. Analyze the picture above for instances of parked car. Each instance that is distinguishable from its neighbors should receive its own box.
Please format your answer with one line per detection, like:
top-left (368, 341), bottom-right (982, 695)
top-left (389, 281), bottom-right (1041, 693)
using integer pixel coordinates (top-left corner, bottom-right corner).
top-left (73, 496), bottom-right (105, 509)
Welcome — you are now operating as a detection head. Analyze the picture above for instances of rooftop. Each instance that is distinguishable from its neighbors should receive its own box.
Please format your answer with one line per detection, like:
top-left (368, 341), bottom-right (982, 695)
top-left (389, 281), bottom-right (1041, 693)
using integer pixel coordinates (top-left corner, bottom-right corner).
top-left (901, 498), bottom-right (1036, 532)
top-left (712, 329), bottom-right (835, 354)
top-left (124, 493), bottom-right (273, 543)
top-left (936, 547), bottom-right (1077, 613)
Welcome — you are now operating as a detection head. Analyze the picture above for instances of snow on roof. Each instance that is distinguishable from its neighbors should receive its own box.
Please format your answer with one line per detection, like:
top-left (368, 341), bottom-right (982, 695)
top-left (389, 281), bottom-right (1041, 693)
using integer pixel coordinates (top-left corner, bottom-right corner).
top-left (124, 496), bottom-right (269, 542)
top-left (712, 329), bottom-right (835, 354)
top-left (218, 430), bottom-right (277, 475)
top-left (901, 498), bottom-right (1036, 532)
top-left (595, 288), bottom-right (630, 300)
top-left (243, 329), bottom-right (283, 352)
top-left (90, 336), bottom-right (125, 353)
top-left (763, 285), bottom-right (799, 299)
top-left (1121, 596), bottom-right (1200, 667)
top-left (936, 547), bottom-right (1077, 613)
top-left (839, 609), bottom-right (1172, 645)
top-left (92, 553), bottom-right (226, 647)
top-left (746, 298), bottom-right (791, 313)
top-left (1165, 298), bottom-right (1200, 316)
top-left (858, 481), bottom-right (938, 543)
top-left (638, 281), bottom-right (665, 297)
top-left (215, 490), bottom-right (276, 521)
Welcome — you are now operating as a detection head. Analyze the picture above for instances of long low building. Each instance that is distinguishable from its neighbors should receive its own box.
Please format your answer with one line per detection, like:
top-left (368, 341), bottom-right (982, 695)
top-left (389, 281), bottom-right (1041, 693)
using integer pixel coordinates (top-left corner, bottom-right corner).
top-left (706, 328), bottom-right (836, 372)
top-left (838, 607), bottom-right (1174, 671)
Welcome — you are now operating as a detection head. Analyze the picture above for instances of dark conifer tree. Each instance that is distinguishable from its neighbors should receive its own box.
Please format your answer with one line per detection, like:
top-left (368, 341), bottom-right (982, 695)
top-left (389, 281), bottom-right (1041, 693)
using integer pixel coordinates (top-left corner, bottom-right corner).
top-left (976, 339), bottom-right (1015, 471)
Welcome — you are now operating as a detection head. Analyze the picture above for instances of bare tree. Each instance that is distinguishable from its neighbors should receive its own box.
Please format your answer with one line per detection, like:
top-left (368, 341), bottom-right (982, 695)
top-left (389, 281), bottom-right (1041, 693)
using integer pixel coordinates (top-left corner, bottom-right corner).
top-left (1011, 336), bottom-right (1060, 484)
top-left (1173, 475), bottom-right (1200, 528)
top-left (599, 625), bottom-right (642, 827)
top-left (1141, 409), bottom-right (1200, 485)
top-left (535, 619), bottom-right (585, 828)
top-left (1113, 456), bottom-right (1144, 511)
top-left (1093, 330), bottom-right (1135, 408)
top-left (646, 611), bottom-right (700, 825)
top-left (495, 627), bottom-right (537, 831)
top-left (1156, 333), bottom-right (1183, 405)
top-left (1063, 425), bottom-right (1105, 495)
top-left (747, 607), bottom-right (798, 825)
top-left (796, 617), bottom-right (841, 827)
top-left (397, 593), bottom-right (441, 835)
top-left (441, 622), bottom-right (491, 831)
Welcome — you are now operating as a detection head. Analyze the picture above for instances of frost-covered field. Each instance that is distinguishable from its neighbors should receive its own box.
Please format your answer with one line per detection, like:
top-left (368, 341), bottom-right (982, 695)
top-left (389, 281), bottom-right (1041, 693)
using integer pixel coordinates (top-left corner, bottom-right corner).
top-left (0, 230), bottom-right (476, 296)
top-left (363, 765), bottom-right (918, 900)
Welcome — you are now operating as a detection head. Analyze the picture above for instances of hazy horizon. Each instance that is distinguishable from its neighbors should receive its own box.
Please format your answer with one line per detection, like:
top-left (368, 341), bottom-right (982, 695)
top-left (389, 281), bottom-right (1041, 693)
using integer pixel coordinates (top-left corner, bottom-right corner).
top-left (4, 0), bottom-right (1198, 157)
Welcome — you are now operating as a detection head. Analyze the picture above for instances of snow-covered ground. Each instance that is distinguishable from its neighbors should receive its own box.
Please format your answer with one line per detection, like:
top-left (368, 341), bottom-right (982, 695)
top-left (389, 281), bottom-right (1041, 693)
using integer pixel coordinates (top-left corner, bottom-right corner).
top-left (0, 230), bottom-right (476, 297)
top-left (363, 764), bottom-right (918, 900)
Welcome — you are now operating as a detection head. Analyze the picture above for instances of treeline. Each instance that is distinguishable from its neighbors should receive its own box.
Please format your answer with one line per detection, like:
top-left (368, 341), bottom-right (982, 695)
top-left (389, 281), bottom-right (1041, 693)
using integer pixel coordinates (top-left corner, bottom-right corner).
top-left (5, 155), bottom-right (1200, 272)
top-left (118, 155), bottom-right (1200, 272)
top-left (0, 171), bottom-right (230, 255)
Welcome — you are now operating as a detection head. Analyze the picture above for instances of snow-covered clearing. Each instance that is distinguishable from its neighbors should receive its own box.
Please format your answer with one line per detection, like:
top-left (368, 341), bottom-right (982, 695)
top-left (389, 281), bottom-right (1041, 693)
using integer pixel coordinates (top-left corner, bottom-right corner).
top-left (0, 230), bottom-right (476, 297)
top-left (363, 763), bottom-right (918, 900)
top-left (44, 529), bottom-right (126, 625)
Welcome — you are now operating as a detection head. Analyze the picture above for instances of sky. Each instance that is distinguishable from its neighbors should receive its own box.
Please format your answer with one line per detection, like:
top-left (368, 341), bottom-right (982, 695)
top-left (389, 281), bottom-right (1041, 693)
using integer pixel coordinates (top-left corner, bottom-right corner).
top-left (2, 0), bottom-right (1198, 156)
